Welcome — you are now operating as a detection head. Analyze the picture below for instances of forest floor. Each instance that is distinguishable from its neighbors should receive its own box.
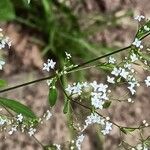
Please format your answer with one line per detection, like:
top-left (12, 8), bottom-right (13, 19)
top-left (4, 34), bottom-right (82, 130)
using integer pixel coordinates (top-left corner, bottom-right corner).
top-left (0, 0), bottom-right (150, 150)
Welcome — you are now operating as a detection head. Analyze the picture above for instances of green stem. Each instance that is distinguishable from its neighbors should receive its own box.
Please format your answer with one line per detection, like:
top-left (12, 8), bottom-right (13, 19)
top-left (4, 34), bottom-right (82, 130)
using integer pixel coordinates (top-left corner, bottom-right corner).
top-left (0, 45), bottom-right (130, 93)
top-left (0, 75), bottom-right (55, 93)
top-left (32, 135), bottom-right (45, 149)
top-left (68, 45), bottom-right (131, 72)
top-left (57, 74), bottom-right (120, 128)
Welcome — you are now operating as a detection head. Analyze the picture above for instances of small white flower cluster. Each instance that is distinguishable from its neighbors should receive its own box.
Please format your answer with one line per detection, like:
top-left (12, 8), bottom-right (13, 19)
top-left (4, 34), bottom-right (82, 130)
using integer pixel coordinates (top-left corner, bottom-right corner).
top-left (28, 127), bottom-right (36, 136)
top-left (8, 126), bottom-right (17, 135)
top-left (1, 110), bottom-right (52, 137)
top-left (82, 113), bottom-right (112, 135)
top-left (145, 76), bottom-right (150, 87)
top-left (75, 134), bottom-right (85, 150)
top-left (130, 53), bottom-right (138, 62)
top-left (132, 144), bottom-right (148, 150)
top-left (43, 59), bottom-right (56, 72)
top-left (53, 144), bottom-right (61, 150)
top-left (90, 81), bottom-right (109, 109)
top-left (0, 116), bottom-right (7, 125)
top-left (43, 110), bottom-right (52, 120)
top-left (16, 113), bottom-right (24, 123)
top-left (134, 15), bottom-right (145, 22)
top-left (132, 38), bottom-right (143, 49)
top-left (0, 28), bottom-right (12, 49)
top-left (8, 114), bottom-right (24, 135)
top-left (107, 76), bottom-right (115, 84)
top-left (0, 60), bottom-right (5, 70)
top-left (47, 79), bottom-right (53, 86)
top-left (109, 55), bottom-right (140, 95)
top-left (65, 82), bottom-right (89, 96)
top-left (65, 51), bottom-right (71, 59)
top-left (0, 28), bottom-right (11, 70)
top-left (108, 56), bottom-right (116, 64)
top-left (142, 120), bottom-right (149, 127)
top-left (65, 81), bottom-right (109, 109)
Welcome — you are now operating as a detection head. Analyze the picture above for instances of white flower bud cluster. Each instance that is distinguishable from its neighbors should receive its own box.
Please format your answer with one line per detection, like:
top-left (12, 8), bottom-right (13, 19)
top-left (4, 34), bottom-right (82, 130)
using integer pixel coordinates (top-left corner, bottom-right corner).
top-left (0, 28), bottom-right (11, 49)
top-left (65, 81), bottom-right (109, 109)
top-left (82, 113), bottom-right (112, 135)
top-left (75, 134), bottom-right (85, 150)
top-left (131, 144), bottom-right (148, 150)
top-left (0, 28), bottom-right (11, 70)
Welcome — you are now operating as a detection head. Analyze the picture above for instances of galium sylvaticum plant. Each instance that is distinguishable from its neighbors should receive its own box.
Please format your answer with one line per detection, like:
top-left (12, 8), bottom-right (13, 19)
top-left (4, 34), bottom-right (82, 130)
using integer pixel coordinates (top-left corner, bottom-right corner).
top-left (0, 14), bottom-right (150, 150)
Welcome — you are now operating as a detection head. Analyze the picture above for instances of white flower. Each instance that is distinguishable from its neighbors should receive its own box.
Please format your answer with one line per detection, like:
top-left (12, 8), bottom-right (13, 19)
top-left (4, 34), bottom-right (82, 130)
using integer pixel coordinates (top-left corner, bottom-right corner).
top-left (124, 63), bottom-right (132, 69)
top-left (44, 110), bottom-right (52, 120)
top-left (83, 113), bottom-right (104, 131)
top-left (120, 68), bottom-right (129, 79)
top-left (127, 79), bottom-right (139, 95)
top-left (8, 126), bottom-right (17, 135)
top-left (43, 63), bottom-right (50, 72)
top-left (0, 117), bottom-right (7, 125)
top-left (72, 83), bottom-right (83, 95)
top-left (111, 67), bottom-right (121, 76)
top-left (16, 114), bottom-right (23, 123)
top-left (91, 96), bottom-right (104, 109)
top-left (28, 128), bottom-right (36, 136)
top-left (0, 60), bottom-right (5, 70)
top-left (43, 59), bottom-right (56, 72)
top-left (65, 83), bottom-right (83, 95)
top-left (101, 122), bottom-right (112, 135)
top-left (108, 56), bottom-right (116, 64)
top-left (145, 76), bottom-right (150, 87)
top-left (97, 83), bottom-right (108, 93)
top-left (144, 25), bottom-right (150, 31)
top-left (132, 38), bottom-right (143, 48)
top-left (76, 134), bottom-right (85, 150)
top-left (47, 79), bottom-right (52, 86)
top-left (47, 59), bottom-right (56, 69)
top-left (136, 144), bottom-right (148, 150)
top-left (65, 51), bottom-right (71, 59)
top-left (130, 53), bottom-right (138, 62)
top-left (53, 144), bottom-right (61, 150)
top-left (128, 85), bottom-right (136, 95)
top-left (134, 15), bottom-right (145, 22)
top-left (90, 81), bottom-right (100, 91)
top-left (65, 84), bottom-right (73, 95)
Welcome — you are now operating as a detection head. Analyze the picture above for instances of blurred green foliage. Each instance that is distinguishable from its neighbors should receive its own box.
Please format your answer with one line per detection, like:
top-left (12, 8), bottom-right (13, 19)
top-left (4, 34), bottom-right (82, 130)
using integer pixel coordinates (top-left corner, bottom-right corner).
top-left (0, 0), bottom-right (132, 79)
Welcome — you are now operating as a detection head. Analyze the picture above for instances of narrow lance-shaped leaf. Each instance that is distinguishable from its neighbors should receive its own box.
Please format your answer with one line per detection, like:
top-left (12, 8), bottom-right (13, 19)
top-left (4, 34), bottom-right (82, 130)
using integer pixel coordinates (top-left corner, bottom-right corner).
top-left (48, 88), bottom-right (57, 107)
top-left (63, 99), bottom-right (70, 114)
top-left (0, 97), bottom-right (36, 118)
top-left (120, 127), bottom-right (136, 134)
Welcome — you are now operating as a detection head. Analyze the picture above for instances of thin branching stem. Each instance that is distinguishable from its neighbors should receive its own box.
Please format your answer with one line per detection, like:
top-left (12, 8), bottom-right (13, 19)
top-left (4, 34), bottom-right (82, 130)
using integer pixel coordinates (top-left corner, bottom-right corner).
top-left (0, 46), bottom-right (131, 93)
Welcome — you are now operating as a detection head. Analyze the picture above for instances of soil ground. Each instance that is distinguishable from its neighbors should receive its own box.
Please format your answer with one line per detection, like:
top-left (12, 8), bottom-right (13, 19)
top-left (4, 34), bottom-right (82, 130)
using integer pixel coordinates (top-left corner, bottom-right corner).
top-left (0, 0), bottom-right (150, 150)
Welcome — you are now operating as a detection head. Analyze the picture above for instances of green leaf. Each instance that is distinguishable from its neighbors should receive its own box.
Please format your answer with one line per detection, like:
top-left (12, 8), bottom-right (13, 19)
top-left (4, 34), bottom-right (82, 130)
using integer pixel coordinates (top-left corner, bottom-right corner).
top-left (0, 0), bottom-right (15, 21)
top-left (0, 97), bottom-right (36, 118)
top-left (48, 88), bottom-right (57, 107)
top-left (136, 20), bottom-right (150, 39)
top-left (103, 101), bottom-right (111, 109)
top-left (63, 99), bottom-right (70, 114)
top-left (99, 63), bottom-right (115, 71)
top-left (139, 52), bottom-right (150, 61)
top-left (0, 79), bottom-right (7, 88)
top-left (144, 139), bottom-right (150, 147)
top-left (44, 145), bottom-right (57, 150)
top-left (120, 127), bottom-right (136, 134)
